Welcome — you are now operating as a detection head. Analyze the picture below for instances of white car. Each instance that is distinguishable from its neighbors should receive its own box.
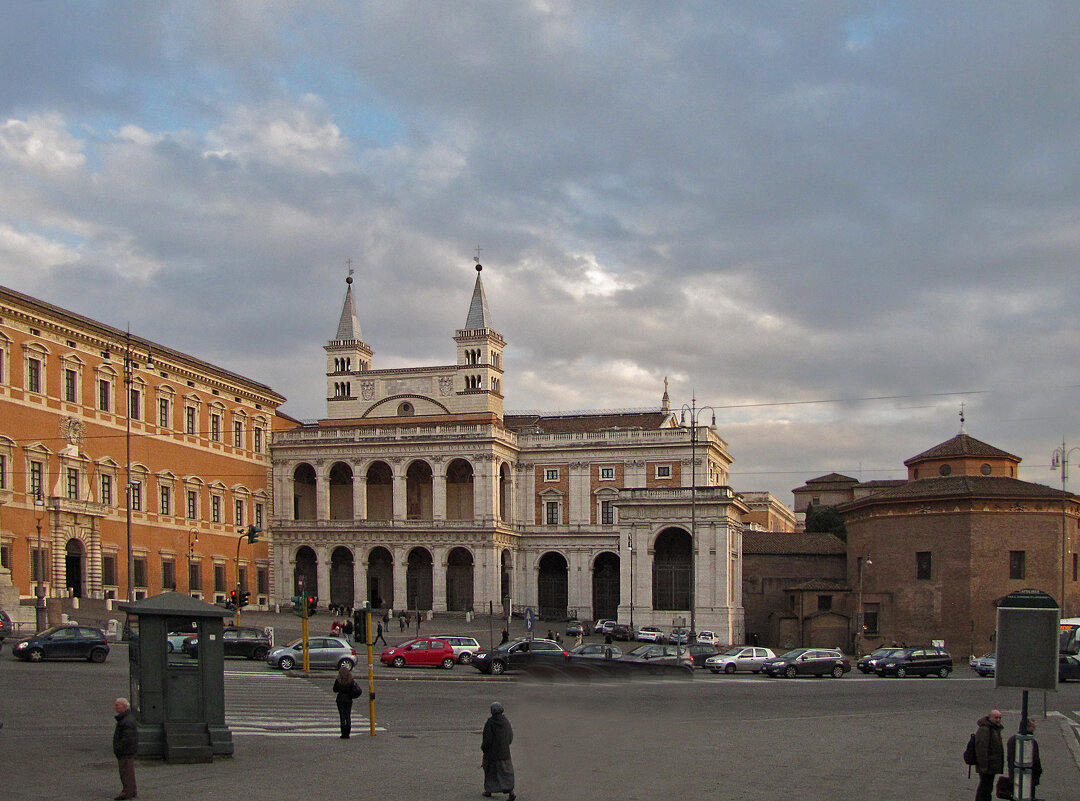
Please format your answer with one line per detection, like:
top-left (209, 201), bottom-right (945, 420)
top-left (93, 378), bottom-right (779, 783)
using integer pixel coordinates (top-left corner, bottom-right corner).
top-left (593, 619), bottom-right (615, 635)
top-left (705, 646), bottom-right (776, 674)
top-left (635, 626), bottom-right (665, 643)
top-left (668, 628), bottom-right (690, 645)
top-left (696, 630), bottom-right (719, 645)
top-left (432, 634), bottom-right (482, 664)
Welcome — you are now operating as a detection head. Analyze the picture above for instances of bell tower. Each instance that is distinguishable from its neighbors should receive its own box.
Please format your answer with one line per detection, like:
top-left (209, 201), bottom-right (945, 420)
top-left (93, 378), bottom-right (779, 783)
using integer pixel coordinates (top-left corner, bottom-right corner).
top-left (454, 261), bottom-right (506, 405)
top-left (325, 272), bottom-right (373, 404)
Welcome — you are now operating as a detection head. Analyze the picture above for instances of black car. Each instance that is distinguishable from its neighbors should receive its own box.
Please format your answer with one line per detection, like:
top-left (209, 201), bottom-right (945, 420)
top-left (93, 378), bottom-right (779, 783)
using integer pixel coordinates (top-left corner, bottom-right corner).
top-left (185, 626), bottom-right (271, 660)
top-left (762, 648), bottom-right (851, 678)
top-left (1060, 654), bottom-right (1080, 682)
top-left (610, 623), bottom-right (632, 641)
top-left (875, 646), bottom-right (952, 678)
top-left (472, 638), bottom-right (567, 675)
top-left (856, 646), bottom-right (905, 674)
top-left (686, 643), bottom-right (719, 667)
top-left (11, 625), bottom-right (110, 663)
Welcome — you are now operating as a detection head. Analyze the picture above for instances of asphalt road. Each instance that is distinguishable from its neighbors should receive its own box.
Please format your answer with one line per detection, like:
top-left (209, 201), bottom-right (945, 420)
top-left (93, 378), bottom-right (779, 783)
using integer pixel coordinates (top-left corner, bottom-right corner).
top-left (4, 620), bottom-right (1080, 800)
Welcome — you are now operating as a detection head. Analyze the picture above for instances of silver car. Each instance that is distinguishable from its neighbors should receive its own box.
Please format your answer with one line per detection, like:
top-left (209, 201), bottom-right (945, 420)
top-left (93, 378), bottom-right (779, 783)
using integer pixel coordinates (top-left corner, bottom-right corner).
top-left (265, 636), bottom-right (357, 670)
top-left (431, 634), bottom-right (482, 664)
top-left (705, 646), bottom-right (776, 674)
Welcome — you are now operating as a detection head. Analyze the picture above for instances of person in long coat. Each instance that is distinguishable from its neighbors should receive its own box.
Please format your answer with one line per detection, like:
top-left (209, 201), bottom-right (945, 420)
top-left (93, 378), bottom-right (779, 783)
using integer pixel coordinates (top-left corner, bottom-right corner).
top-left (481, 701), bottom-right (515, 800)
top-left (112, 697), bottom-right (138, 800)
top-left (973, 709), bottom-right (1004, 801)
top-left (332, 665), bottom-right (360, 738)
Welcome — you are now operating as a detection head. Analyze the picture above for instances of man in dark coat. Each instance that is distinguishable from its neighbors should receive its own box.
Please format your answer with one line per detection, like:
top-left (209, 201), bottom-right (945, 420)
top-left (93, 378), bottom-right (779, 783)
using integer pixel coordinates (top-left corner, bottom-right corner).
top-left (481, 701), bottom-right (515, 800)
top-left (112, 697), bottom-right (138, 800)
top-left (973, 709), bottom-right (1004, 801)
top-left (1007, 718), bottom-right (1042, 798)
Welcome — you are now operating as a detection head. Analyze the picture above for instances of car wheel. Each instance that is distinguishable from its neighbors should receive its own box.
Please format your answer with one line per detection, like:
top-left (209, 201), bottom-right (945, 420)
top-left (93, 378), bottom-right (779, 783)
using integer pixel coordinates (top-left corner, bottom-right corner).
top-left (27, 648), bottom-right (44, 662)
top-left (167, 641), bottom-right (175, 653)
top-left (938, 667), bottom-right (950, 678)
top-left (895, 666), bottom-right (907, 678)
top-left (278, 656), bottom-right (295, 670)
top-left (337, 658), bottom-right (355, 670)
top-left (458, 652), bottom-right (473, 664)
top-left (725, 664), bottom-right (737, 675)
top-left (831, 665), bottom-right (844, 678)
top-left (253, 646), bottom-right (268, 661)
top-left (490, 660), bottom-right (506, 675)
top-left (442, 657), bottom-right (455, 669)
top-left (89, 648), bottom-right (108, 664)
top-left (392, 655), bottom-right (406, 668)
top-left (784, 666), bottom-right (797, 679)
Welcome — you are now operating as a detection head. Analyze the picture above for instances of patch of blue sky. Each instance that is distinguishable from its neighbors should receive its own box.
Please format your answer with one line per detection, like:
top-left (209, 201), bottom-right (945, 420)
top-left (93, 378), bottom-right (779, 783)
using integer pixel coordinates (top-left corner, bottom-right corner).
top-left (842, 5), bottom-right (905, 52)
top-left (279, 65), bottom-right (406, 147)
top-left (12, 218), bottom-right (87, 253)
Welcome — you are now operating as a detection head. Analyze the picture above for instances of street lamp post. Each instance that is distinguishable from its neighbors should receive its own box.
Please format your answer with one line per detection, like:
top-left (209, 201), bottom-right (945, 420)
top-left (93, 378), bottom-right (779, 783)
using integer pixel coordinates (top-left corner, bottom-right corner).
top-left (679, 396), bottom-right (717, 637)
top-left (33, 490), bottom-right (47, 631)
top-left (627, 534), bottom-right (635, 629)
top-left (855, 556), bottom-right (872, 657)
top-left (187, 528), bottom-right (199, 594)
top-left (1051, 440), bottom-right (1079, 617)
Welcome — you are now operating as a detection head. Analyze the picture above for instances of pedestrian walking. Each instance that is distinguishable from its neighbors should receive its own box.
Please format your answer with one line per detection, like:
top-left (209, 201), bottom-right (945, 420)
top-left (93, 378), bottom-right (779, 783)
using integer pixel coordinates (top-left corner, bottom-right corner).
top-left (500, 628), bottom-right (509, 645)
top-left (1007, 718), bottom-right (1042, 798)
top-left (375, 622), bottom-right (387, 645)
top-left (399, 613), bottom-right (406, 632)
top-left (481, 701), bottom-right (515, 800)
top-left (574, 632), bottom-right (583, 649)
top-left (112, 697), bottom-right (138, 800)
top-left (332, 665), bottom-right (362, 739)
top-left (342, 618), bottom-right (354, 639)
top-left (973, 708), bottom-right (1004, 801)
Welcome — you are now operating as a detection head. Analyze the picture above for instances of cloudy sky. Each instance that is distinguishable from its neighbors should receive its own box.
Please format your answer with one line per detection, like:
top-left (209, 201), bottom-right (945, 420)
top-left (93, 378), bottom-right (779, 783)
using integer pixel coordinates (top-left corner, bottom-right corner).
top-left (2, 2), bottom-right (1078, 503)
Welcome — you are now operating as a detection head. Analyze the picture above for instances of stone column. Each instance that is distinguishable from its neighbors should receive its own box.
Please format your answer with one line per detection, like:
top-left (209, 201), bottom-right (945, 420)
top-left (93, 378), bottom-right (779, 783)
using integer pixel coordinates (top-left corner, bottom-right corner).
top-left (315, 545), bottom-right (331, 608)
top-left (392, 467), bottom-right (407, 522)
top-left (392, 547), bottom-right (407, 615)
top-left (315, 473), bottom-right (329, 521)
top-left (353, 551), bottom-right (368, 608)
top-left (433, 469), bottom-right (447, 520)
top-left (353, 472), bottom-right (367, 520)
top-left (431, 546), bottom-right (447, 613)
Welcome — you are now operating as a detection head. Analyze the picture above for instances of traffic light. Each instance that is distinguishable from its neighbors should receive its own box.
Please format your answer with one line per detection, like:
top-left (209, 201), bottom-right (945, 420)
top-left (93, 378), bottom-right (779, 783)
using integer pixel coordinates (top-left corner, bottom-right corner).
top-left (244, 525), bottom-right (261, 544)
top-left (307, 596), bottom-right (317, 615)
top-left (238, 590), bottom-right (250, 609)
top-left (228, 590), bottom-right (237, 609)
top-left (291, 595), bottom-right (305, 617)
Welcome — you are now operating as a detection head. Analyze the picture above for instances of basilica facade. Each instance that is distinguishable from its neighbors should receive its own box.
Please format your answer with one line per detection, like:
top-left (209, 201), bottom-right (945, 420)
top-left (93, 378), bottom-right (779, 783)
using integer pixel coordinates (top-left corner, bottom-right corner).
top-left (269, 267), bottom-right (748, 641)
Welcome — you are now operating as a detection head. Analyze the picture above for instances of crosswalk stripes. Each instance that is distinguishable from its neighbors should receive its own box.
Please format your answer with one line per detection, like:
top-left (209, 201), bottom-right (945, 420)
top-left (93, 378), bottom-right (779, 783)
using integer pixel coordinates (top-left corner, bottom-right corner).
top-left (224, 669), bottom-right (387, 737)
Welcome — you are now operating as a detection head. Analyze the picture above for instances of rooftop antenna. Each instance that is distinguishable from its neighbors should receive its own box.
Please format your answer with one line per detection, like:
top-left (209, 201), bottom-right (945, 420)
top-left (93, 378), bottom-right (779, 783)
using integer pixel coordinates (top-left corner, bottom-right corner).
top-left (959, 402), bottom-right (966, 434)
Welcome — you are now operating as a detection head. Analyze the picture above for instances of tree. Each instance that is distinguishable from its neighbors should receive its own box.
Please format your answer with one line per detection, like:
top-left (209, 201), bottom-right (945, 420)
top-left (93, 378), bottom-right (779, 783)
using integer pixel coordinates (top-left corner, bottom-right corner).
top-left (805, 503), bottom-right (847, 541)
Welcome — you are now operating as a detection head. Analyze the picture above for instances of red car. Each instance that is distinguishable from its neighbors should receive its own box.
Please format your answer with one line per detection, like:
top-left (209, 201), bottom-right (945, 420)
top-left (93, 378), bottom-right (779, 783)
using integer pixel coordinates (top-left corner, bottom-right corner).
top-left (380, 637), bottom-right (456, 669)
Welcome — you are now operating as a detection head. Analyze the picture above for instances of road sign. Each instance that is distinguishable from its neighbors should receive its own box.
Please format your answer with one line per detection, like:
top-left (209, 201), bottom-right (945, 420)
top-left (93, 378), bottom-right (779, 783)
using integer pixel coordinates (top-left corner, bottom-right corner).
top-left (523, 607), bottom-right (535, 632)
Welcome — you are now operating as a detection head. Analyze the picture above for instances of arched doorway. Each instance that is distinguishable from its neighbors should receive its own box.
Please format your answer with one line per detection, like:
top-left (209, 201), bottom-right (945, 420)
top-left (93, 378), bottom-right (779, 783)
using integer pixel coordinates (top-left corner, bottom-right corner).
top-left (330, 546), bottom-right (354, 609)
top-left (293, 463), bottom-right (317, 520)
top-left (592, 551), bottom-right (620, 621)
top-left (537, 552), bottom-right (568, 620)
top-left (498, 463), bottom-right (512, 521)
top-left (653, 527), bottom-right (691, 610)
top-left (329, 462), bottom-right (353, 520)
top-left (367, 547), bottom-right (393, 608)
top-left (366, 461), bottom-right (393, 520)
top-left (65, 539), bottom-right (85, 598)
top-left (294, 546), bottom-right (318, 599)
top-left (445, 459), bottom-right (474, 520)
top-left (406, 547), bottom-right (434, 610)
top-left (446, 547), bottom-right (474, 612)
top-left (406, 461), bottom-right (433, 520)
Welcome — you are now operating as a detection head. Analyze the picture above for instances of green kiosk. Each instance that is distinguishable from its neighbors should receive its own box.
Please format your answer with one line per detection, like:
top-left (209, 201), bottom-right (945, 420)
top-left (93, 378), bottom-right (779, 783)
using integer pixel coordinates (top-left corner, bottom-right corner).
top-left (119, 592), bottom-right (234, 762)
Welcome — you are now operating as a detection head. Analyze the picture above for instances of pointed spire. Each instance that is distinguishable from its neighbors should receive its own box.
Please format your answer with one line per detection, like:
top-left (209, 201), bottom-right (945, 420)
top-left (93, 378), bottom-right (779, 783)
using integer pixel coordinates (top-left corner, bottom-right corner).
top-left (959, 402), bottom-right (966, 434)
top-left (465, 262), bottom-right (492, 330)
top-left (661, 376), bottom-right (670, 412)
top-left (335, 272), bottom-right (362, 341)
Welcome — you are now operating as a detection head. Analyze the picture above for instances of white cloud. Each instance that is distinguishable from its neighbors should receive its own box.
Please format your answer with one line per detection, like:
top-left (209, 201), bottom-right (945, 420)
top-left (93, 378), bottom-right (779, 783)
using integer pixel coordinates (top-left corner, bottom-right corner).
top-left (204, 97), bottom-right (348, 171)
top-left (0, 114), bottom-right (85, 172)
top-left (0, 223), bottom-right (80, 271)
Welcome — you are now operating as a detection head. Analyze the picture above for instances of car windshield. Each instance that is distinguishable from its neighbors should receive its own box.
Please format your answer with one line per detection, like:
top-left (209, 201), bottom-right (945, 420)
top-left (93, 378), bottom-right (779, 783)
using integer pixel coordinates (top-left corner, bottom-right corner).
top-left (779, 649), bottom-right (809, 659)
top-left (719, 647), bottom-right (746, 656)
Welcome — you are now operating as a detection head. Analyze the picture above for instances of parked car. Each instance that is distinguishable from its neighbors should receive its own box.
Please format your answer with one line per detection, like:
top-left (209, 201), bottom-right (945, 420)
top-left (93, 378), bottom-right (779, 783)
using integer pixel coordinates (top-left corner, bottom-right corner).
top-left (265, 637), bottom-right (357, 670)
top-left (762, 648), bottom-right (851, 678)
top-left (565, 621), bottom-right (584, 637)
top-left (431, 634), bottom-right (482, 664)
top-left (0, 609), bottom-right (14, 643)
top-left (687, 643), bottom-right (719, 667)
top-left (593, 619), bottom-right (615, 635)
top-left (186, 626), bottom-right (271, 660)
top-left (610, 623), bottom-right (632, 641)
top-left (11, 625), bottom-right (109, 663)
top-left (706, 646), bottom-right (776, 674)
top-left (875, 646), bottom-right (952, 678)
top-left (635, 626), bottom-right (665, 643)
top-left (472, 638), bottom-right (568, 675)
top-left (695, 630), bottom-right (719, 645)
top-left (971, 652), bottom-right (996, 677)
top-left (668, 628), bottom-right (690, 645)
top-left (623, 643), bottom-right (694, 669)
top-left (856, 647), bottom-right (905, 674)
top-left (1060, 654), bottom-right (1080, 682)
top-left (567, 642), bottom-right (623, 660)
top-left (380, 637), bottom-right (456, 669)
top-left (166, 631), bottom-right (196, 653)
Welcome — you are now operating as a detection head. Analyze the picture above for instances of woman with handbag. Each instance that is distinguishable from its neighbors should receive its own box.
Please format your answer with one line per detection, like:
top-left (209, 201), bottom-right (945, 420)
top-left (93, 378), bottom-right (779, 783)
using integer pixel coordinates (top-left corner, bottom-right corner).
top-left (332, 665), bottom-right (362, 738)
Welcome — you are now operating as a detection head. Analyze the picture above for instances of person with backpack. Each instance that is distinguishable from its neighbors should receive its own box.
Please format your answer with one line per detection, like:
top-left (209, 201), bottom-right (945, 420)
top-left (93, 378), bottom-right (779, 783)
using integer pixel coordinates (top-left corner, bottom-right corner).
top-left (973, 709), bottom-right (1004, 801)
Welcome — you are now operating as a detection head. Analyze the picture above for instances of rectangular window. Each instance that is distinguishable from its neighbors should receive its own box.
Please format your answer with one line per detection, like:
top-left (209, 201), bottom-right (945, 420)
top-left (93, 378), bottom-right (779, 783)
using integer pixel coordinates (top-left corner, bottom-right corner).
top-left (1074, 553), bottom-right (1078, 582)
top-left (1009, 550), bottom-right (1026, 580)
top-left (544, 468), bottom-right (559, 482)
top-left (862, 603), bottom-right (880, 635)
top-left (601, 500), bottom-right (614, 524)
top-left (161, 559), bottom-right (176, 590)
top-left (233, 420), bottom-right (243, 448)
top-left (599, 466), bottom-right (615, 480)
top-left (100, 475), bottom-right (113, 506)
top-left (30, 547), bottom-right (48, 582)
top-left (158, 397), bottom-right (170, 428)
top-left (102, 554), bottom-right (117, 586)
top-left (188, 561), bottom-right (202, 591)
top-left (545, 501), bottom-right (560, 525)
top-left (1, 541), bottom-right (10, 570)
top-left (0, 454), bottom-right (5, 489)
top-left (129, 481), bottom-right (142, 512)
top-left (187, 490), bottom-right (198, 519)
top-left (817, 594), bottom-right (833, 611)
top-left (656, 465), bottom-right (672, 478)
top-left (254, 503), bottom-right (263, 528)
top-left (132, 556), bottom-right (148, 588)
top-left (129, 388), bottom-right (141, 420)
top-left (159, 486), bottom-right (171, 516)
top-left (210, 414), bottom-right (221, 442)
top-left (211, 495), bottom-right (221, 523)
top-left (238, 565), bottom-right (248, 592)
top-left (27, 358), bottom-right (41, 393)
top-left (98, 379), bottom-right (111, 411)
top-left (29, 460), bottom-right (44, 498)
top-left (257, 566), bottom-right (269, 595)
top-left (66, 468), bottom-right (79, 500)
top-left (213, 563), bottom-right (226, 593)
top-left (254, 427), bottom-right (263, 453)
top-left (64, 368), bottom-right (78, 403)
top-left (234, 499), bottom-right (244, 526)
top-left (185, 406), bottom-right (197, 435)
top-left (916, 551), bottom-right (932, 580)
